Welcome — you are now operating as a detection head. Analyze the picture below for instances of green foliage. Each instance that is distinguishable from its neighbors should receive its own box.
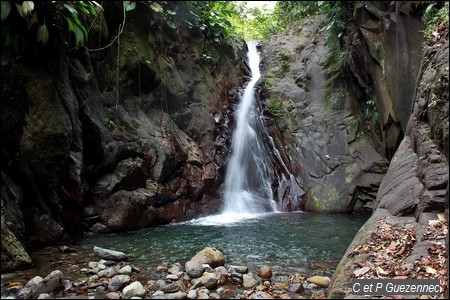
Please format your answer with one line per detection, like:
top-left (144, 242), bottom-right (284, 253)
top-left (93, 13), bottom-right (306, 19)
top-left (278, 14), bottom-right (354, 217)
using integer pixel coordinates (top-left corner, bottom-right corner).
top-left (319, 2), bottom-right (354, 80)
top-left (143, 1), bottom-right (178, 29)
top-left (1, 1), bottom-right (11, 22)
top-left (296, 43), bottom-right (306, 52)
top-left (58, 1), bottom-right (102, 46)
top-left (1, 1), bottom-right (103, 47)
top-left (69, 1), bottom-right (102, 46)
top-left (186, 1), bottom-right (238, 44)
top-left (104, 118), bottom-right (116, 129)
top-left (36, 23), bottom-right (49, 45)
top-left (268, 98), bottom-right (284, 118)
top-left (365, 99), bottom-right (379, 123)
top-left (276, 1), bottom-right (324, 25)
top-left (428, 93), bottom-right (438, 108)
top-left (421, 131), bottom-right (430, 142)
top-left (278, 52), bottom-right (292, 72)
top-left (287, 101), bottom-right (295, 112)
top-left (421, 1), bottom-right (449, 38)
top-left (324, 47), bottom-right (351, 75)
top-left (326, 90), bottom-right (347, 110)
top-left (320, 2), bottom-right (350, 47)
top-left (124, 1), bottom-right (136, 12)
top-left (229, 2), bottom-right (285, 41)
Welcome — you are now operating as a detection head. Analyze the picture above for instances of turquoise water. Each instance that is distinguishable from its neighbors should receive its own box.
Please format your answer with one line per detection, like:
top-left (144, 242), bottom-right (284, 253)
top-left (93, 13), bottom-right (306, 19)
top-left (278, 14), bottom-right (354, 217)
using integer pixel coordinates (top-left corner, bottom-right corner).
top-left (4, 212), bottom-right (368, 286)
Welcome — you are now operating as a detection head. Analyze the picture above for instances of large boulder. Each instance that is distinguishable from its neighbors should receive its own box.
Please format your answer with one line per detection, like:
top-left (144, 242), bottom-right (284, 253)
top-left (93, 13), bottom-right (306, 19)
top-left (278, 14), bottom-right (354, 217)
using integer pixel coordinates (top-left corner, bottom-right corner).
top-left (190, 247), bottom-right (225, 268)
top-left (1, 199), bottom-right (32, 272)
top-left (17, 270), bottom-right (63, 299)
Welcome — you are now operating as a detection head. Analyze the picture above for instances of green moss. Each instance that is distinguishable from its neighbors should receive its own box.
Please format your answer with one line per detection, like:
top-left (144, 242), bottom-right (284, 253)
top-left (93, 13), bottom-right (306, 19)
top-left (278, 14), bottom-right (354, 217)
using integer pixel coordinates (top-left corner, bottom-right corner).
top-left (326, 90), bottom-right (347, 110)
top-left (326, 186), bottom-right (340, 203)
top-left (345, 164), bottom-right (353, 185)
top-left (145, 180), bottom-right (158, 194)
top-left (269, 98), bottom-right (285, 118)
top-left (308, 192), bottom-right (326, 211)
top-left (1, 203), bottom-right (32, 271)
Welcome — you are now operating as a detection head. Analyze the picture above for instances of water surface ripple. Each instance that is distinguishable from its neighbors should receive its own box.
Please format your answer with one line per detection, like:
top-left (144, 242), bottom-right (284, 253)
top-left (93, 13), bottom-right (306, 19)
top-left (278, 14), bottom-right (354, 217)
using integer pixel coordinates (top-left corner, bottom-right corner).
top-left (13, 212), bottom-right (368, 283)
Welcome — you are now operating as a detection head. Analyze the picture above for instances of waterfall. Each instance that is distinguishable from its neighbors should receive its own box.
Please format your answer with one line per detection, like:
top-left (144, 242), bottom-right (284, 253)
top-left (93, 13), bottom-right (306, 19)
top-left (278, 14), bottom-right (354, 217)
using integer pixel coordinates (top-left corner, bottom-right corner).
top-left (221, 41), bottom-right (278, 216)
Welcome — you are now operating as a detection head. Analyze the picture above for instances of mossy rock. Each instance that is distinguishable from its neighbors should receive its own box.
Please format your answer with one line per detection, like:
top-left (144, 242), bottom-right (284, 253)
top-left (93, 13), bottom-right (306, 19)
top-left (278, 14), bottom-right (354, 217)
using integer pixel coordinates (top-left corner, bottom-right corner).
top-left (1, 205), bottom-right (32, 272)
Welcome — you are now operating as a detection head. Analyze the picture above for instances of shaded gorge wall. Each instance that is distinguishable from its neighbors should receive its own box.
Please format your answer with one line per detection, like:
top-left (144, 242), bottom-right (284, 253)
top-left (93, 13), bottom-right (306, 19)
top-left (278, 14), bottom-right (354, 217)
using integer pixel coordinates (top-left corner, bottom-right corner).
top-left (1, 1), bottom-right (249, 271)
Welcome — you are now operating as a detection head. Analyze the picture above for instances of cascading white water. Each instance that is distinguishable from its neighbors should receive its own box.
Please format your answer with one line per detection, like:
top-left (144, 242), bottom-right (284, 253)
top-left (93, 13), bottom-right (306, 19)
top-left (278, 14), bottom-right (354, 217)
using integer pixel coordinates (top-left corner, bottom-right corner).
top-left (221, 41), bottom-right (277, 216)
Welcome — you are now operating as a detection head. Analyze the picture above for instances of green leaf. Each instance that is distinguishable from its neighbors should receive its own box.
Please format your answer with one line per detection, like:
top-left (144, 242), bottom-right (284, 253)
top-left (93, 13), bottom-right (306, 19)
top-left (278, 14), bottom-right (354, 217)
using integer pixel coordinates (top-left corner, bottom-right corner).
top-left (65, 17), bottom-right (85, 46)
top-left (63, 3), bottom-right (78, 15)
top-left (373, 111), bottom-right (378, 122)
top-left (15, 3), bottom-right (23, 17)
top-left (167, 20), bottom-right (176, 29)
top-left (1, 1), bottom-right (11, 22)
top-left (76, 3), bottom-right (92, 15)
top-left (79, 7), bottom-right (90, 15)
top-left (166, 10), bottom-right (176, 15)
top-left (37, 24), bottom-right (49, 44)
top-left (149, 2), bottom-right (163, 13)
top-left (71, 14), bottom-right (88, 39)
top-left (90, 1), bottom-right (103, 11)
top-left (124, 1), bottom-right (136, 12)
top-left (22, 1), bottom-right (34, 16)
top-left (1, 23), bottom-right (12, 46)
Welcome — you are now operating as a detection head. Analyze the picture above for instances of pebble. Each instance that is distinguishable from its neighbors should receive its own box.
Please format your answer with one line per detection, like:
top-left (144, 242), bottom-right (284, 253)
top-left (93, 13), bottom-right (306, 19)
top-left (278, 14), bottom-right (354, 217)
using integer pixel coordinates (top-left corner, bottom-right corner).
top-left (157, 265), bottom-right (168, 272)
top-left (160, 282), bottom-right (180, 293)
top-left (165, 274), bottom-right (179, 280)
top-left (123, 281), bottom-right (146, 298)
top-left (258, 265), bottom-right (272, 280)
top-left (308, 275), bottom-right (331, 287)
top-left (243, 273), bottom-right (259, 289)
top-left (119, 265), bottom-right (132, 275)
top-left (2, 248), bottom-right (324, 300)
top-left (104, 292), bottom-right (121, 299)
top-left (187, 289), bottom-right (198, 299)
top-left (229, 265), bottom-right (248, 274)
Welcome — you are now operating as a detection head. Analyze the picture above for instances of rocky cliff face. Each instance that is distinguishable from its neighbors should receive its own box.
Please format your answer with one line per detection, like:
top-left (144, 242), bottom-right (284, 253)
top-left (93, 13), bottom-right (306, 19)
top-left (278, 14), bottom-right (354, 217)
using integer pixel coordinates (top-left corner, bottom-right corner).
top-left (260, 2), bottom-right (441, 216)
top-left (261, 15), bottom-right (389, 213)
top-left (1, 2), bottom-right (247, 271)
top-left (259, 2), bottom-right (447, 296)
top-left (328, 38), bottom-right (448, 299)
top-left (327, 3), bottom-right (449, 298)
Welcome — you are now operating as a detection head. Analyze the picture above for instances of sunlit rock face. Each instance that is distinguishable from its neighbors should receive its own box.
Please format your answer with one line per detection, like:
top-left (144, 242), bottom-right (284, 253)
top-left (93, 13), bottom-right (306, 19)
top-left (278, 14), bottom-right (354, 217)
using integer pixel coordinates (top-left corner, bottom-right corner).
top-left (260, 1), bottom-right (429, 213)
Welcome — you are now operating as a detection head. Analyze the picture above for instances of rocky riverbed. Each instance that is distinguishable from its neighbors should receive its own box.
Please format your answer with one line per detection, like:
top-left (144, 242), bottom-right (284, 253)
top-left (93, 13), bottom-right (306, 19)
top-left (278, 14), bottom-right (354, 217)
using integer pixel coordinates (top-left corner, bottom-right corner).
top-left (1, 246), bottom-right (332, 299)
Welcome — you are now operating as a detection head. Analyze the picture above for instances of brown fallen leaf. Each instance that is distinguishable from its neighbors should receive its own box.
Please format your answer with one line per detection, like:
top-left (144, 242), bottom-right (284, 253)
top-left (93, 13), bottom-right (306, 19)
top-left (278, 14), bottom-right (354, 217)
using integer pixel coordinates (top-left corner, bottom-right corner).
top-left (245, 290), bottom-right (255, 297)
top-left (353, 266), bottom-right (371, 277)
top-left (311, 293), bottom-right (326, 299)
top-left (437, 213), bottom-right (446, 222)
top-left (425, 266), bottom-right (437, 275)
top-left (393, 275), bottom-right (409, 279)
top-left (376, 266), bottom-right (390, 276)
top-left (387, 241), bottom-right (400, 251)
